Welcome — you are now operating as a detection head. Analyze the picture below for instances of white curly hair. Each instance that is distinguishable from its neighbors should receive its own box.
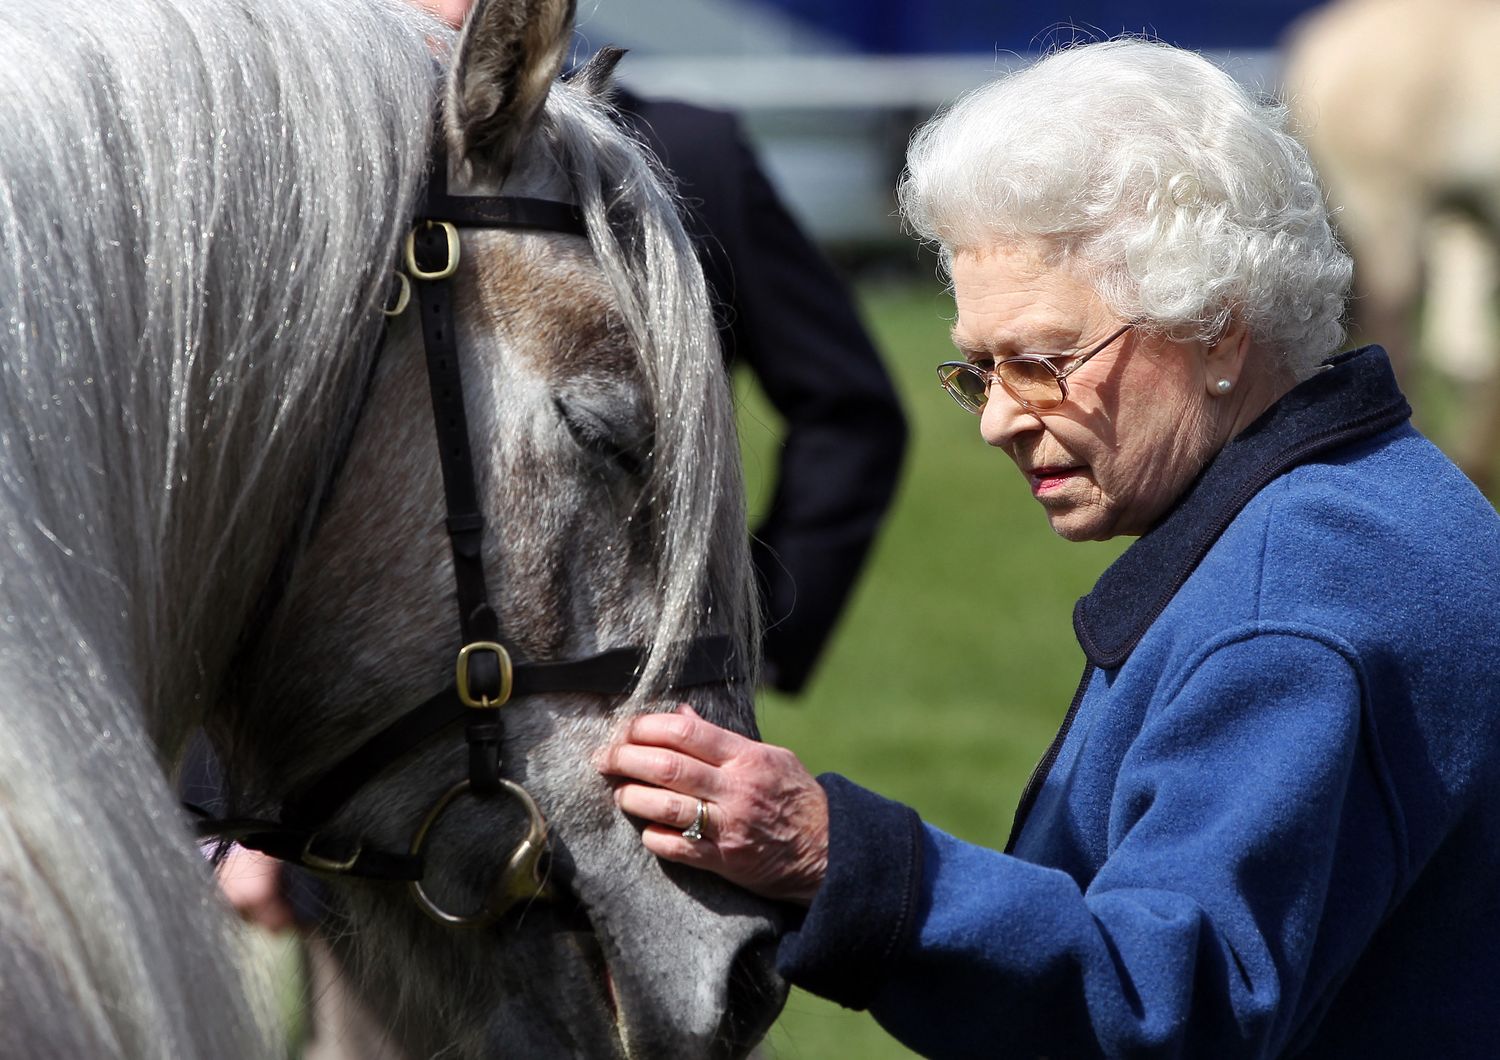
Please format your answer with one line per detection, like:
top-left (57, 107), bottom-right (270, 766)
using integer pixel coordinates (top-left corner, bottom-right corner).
top-left (899, 39), bottom-right (1352, 376)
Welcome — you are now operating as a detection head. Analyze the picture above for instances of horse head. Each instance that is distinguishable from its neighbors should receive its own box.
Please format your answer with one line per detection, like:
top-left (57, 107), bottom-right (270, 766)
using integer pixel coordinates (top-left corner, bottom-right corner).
top-left (212, 0), bottom-right (787, 1055)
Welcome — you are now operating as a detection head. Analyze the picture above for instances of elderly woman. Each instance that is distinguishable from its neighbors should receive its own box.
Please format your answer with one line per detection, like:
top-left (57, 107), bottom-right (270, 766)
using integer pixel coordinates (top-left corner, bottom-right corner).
top-left (598, 40), bottom-right (1500, 1057)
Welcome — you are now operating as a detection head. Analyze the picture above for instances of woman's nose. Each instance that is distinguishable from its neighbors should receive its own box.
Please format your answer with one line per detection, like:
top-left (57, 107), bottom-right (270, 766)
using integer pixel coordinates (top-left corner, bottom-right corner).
top-left (978, 385), bottom-right (1039, 449)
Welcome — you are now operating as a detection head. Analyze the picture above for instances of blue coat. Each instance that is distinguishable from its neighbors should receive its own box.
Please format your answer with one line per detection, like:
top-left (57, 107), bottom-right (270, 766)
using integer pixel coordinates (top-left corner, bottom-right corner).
top-left (777, 347), bottom-right (1500, 1057)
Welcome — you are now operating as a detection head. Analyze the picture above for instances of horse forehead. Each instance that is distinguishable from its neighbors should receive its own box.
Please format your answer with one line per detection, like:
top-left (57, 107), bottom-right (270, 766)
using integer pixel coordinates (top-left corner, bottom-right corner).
top-left (469, 233), bottom-right (636, 382)
top-left (451, 148), bottom-right (636, 378)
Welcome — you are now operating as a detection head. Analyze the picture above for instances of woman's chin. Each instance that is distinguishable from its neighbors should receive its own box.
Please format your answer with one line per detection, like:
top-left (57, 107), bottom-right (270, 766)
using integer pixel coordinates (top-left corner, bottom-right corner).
top-left (1038, 495), bottom-right (1113, 542)
top-left (1046, 516), bottom-right (1105, 542)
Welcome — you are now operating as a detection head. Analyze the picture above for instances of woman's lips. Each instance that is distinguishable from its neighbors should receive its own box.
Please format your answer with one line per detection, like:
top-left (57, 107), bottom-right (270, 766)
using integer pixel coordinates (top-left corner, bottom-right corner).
top-left (1027, 466), bottom-right (1083, 494)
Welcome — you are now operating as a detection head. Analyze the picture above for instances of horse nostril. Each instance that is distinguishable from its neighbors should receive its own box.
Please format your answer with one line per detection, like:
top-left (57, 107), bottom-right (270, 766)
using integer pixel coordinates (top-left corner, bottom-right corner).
top-left (713, 933), bottom-right (787, 1059)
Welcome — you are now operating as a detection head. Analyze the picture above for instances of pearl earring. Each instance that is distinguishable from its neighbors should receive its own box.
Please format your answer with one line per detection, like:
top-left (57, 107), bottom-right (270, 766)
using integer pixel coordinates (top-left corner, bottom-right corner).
top-left (1215, 378), bottom-right (1233, 395)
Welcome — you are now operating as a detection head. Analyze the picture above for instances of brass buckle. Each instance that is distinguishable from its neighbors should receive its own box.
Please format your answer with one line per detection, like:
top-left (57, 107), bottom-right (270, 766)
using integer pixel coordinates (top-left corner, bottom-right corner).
top-left (382, 271), bottom-right (411, 317)
top-left (407, 779), bottom-right (553, 927)
top-left (404, 220), bottom-right (461, 281)
top-left (456, 641), bottom-right (513, 709)
top-left (301, 835), bottom-right (362, 873)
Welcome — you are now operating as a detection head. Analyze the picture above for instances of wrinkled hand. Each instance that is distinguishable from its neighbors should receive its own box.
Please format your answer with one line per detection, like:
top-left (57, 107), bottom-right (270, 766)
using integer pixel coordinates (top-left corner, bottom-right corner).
top-left (216, 845), bottom-right (296, 934)
top-left (596, 705), bottom-right (829, 905)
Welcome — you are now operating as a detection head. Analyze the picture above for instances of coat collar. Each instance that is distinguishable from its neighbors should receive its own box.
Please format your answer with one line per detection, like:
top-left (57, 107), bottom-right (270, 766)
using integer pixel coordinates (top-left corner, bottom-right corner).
top-left (1073, 345), bottom-right (1412, 669)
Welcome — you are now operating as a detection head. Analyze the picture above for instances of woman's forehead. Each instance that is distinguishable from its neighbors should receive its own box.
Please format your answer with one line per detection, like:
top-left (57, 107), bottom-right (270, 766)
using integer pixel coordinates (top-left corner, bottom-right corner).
top-left (950, 245), bottom-right (1101, 348)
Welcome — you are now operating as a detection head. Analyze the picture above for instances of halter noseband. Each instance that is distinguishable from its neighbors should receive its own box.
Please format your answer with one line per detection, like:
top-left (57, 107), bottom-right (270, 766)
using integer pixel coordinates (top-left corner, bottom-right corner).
top-left (193, 141), bottom-right (744, 926)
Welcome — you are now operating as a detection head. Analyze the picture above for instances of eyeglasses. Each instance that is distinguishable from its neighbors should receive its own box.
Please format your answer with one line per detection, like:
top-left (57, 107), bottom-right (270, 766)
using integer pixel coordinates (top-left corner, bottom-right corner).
top-left (936, 322), bottom-right (1134, 414)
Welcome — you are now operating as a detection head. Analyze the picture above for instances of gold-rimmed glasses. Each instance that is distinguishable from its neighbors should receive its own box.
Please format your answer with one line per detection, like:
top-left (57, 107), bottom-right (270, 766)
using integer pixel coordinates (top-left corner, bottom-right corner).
top-left (936, 322), bottom-right (1134, 414)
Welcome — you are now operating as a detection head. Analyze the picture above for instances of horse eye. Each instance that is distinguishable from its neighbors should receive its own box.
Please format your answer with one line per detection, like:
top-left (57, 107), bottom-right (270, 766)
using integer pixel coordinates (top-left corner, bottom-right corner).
top-left (553, 397), bottom-right (649, 478)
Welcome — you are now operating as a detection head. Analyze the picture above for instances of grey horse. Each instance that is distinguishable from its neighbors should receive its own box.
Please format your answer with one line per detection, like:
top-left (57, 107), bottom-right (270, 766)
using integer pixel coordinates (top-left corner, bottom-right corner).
top-left (0, 0), bottom-right (785, 1056)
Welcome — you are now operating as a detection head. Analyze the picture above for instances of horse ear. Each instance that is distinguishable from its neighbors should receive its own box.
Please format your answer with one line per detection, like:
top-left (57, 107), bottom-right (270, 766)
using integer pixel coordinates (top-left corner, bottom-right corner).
top-left (567, 46), bottom-right (627, 99)
top-left (445, 0), bottom-right (577, 173)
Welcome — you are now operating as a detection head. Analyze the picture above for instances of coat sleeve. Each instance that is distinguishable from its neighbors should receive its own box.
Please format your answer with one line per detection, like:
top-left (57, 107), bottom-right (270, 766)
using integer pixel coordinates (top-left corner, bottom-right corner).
top-left (777, 630), bottom-right (1407, 1058)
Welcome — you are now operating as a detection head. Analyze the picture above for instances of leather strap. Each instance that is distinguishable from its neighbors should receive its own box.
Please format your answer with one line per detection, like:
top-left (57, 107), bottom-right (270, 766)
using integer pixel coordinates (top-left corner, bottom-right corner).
top-left (511, 635), bottom-right (740, 696)
top-left (410, 225), bottom-right (498, 647)
top-left (281, 634), bottom-right (741, 829)
top-left (188, 807), bottom-right (424, 882)
top-left (419, 143), bottom-right (586, 237)
top-left (423, 193), bottom-right (586, 235)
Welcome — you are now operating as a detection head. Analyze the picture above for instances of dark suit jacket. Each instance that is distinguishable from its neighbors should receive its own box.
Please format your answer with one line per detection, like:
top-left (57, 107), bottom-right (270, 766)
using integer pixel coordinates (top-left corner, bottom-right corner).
top-left (616, 91), bottom-right (907, 693)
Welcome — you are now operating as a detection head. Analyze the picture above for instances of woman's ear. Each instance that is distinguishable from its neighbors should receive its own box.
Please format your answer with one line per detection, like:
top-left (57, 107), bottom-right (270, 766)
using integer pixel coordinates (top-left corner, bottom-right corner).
top-left (1203, 320), bottom-right (1252, 397)
top-left (444, 0), bottom-right (576, 178)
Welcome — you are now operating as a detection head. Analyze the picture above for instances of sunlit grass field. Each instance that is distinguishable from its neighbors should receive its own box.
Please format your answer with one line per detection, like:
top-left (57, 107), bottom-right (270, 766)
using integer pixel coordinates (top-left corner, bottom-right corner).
top-left (739, 277), bottom-right (1126, 1059)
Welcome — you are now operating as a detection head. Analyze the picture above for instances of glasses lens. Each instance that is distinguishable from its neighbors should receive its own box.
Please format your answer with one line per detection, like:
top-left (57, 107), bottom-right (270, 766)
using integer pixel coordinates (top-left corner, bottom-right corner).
top-left (995, 359), bottom-right (1064, 409)
top-left (938, 364), bottom-right (988, 413)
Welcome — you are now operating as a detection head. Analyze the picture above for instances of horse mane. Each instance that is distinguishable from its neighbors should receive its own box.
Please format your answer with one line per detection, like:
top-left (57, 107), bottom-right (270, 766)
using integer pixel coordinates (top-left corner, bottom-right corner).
top-left (0, 0), bottom-right (440, 1053)
top-left (540, 87), bottom-right (759, 699)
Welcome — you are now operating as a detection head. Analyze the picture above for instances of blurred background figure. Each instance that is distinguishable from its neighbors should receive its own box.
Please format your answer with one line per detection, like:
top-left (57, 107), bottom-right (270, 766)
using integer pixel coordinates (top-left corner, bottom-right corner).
top-left (1284, 0), bottom-right (1500, 494)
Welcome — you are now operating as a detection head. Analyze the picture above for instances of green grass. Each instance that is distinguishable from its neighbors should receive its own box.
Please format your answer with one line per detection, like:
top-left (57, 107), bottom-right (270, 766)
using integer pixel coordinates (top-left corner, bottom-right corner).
top-left (737, 278), bottom-right (1125, 1059)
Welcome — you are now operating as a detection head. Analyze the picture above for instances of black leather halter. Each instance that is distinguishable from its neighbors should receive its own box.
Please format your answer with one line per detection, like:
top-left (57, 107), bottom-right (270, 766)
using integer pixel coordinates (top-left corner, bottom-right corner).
top-left (194, 143), bottom-right (744, 924)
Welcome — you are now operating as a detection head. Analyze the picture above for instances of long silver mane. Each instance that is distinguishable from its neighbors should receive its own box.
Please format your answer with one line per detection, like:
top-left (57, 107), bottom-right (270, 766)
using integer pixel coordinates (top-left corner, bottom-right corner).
top-left (539, 86), bottom-right (758, 698)
top-left (0, 0), bottom-right (754, 1053)
top-left (0, 0), bottom-right (436, 1054)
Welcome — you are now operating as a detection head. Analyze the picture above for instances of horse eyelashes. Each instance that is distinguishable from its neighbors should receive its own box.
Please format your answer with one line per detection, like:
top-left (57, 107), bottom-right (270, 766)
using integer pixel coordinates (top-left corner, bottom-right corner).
top-left (554, 397), bottom-right (650, 479)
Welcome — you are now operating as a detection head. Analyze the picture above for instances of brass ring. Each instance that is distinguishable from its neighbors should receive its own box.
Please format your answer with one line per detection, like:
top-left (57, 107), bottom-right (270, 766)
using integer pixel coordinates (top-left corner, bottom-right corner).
top-left (404, 220), bottom-right (461, 281)
top-left (382, 271), bottom-right (411, 317)
top-left (301, 835), bottom-right (362, 873)
top-left (456, 641), bottom-right (513, 709)
top-left (408, 778), bottom-right (552, 927)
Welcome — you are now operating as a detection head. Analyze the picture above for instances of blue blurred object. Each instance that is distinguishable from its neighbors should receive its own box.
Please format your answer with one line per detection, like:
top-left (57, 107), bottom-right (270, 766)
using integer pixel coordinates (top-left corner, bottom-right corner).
top-left (584, 1), bottom-right (1313, 245)
top-left (747, 0), bottom-right (1324, 52)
